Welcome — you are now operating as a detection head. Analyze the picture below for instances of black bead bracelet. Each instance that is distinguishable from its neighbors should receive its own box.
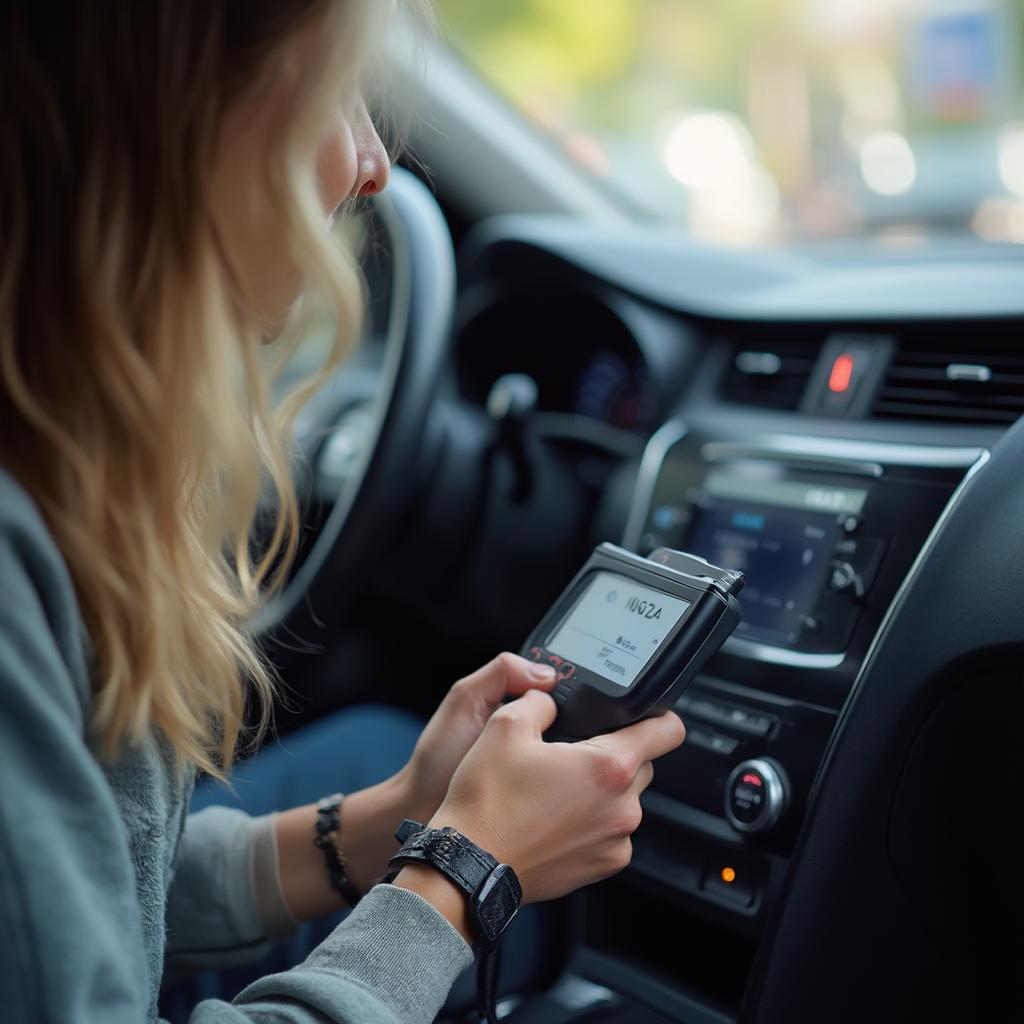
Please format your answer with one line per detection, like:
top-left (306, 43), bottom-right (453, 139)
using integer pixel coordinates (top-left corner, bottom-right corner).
top-left (314, 793), bottom-right (363, 907)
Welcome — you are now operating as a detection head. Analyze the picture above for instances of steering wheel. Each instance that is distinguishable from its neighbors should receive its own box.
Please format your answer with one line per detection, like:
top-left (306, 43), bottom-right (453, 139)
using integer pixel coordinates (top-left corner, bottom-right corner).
top-left (255, 168), bottom-right (455, 646)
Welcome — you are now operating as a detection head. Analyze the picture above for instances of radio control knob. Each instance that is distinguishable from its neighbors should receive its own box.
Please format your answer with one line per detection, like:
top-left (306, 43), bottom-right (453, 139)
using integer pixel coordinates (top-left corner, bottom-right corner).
top-left (830, 561), bottom-right (865, 599)
top-left (725, 758), bottom-right (789, 834)
top-left (840, 515), bottom-right (861, 534)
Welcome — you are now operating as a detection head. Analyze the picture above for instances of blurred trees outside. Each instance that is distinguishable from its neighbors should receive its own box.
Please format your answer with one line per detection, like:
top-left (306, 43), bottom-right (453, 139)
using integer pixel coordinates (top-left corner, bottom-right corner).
top-left (436, 1), bottom-right (1024, 244)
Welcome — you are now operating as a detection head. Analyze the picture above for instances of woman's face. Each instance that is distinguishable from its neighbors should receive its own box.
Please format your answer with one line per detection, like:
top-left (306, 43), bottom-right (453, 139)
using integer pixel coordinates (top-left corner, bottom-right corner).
top-left (212, 19), bottom-right (390, 328)
top-left (317, 95), bottom-right (392, 229)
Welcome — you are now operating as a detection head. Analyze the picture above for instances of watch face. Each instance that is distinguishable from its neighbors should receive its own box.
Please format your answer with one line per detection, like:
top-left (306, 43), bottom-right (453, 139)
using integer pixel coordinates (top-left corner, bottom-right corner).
top-left (472, 864), bottom-right (522, 945)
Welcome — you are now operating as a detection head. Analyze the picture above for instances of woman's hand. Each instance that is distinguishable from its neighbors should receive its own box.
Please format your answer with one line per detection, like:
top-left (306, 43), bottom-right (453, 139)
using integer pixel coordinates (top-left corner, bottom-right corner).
top-left (273, 653), bottom-right (556, 922)
top-left (393, 652), bottom-right (558, 824)
top-left (400, 689), bottom-right (685, 908)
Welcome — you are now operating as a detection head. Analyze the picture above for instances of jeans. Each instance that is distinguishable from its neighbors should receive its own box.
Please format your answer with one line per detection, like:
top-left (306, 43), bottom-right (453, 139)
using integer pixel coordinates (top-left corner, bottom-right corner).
top-left (160, 704), bottom-right (562, 1022)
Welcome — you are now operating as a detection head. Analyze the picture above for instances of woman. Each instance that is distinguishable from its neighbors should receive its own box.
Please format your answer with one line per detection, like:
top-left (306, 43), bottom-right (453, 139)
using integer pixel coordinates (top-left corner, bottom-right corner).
top-left (0, 2), bottom-right (685, 1022)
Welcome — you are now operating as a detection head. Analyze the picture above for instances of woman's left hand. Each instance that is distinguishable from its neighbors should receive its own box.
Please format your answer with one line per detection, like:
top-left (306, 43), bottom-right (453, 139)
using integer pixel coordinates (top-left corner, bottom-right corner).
top-left (395, 652), bottom-right (558, 823)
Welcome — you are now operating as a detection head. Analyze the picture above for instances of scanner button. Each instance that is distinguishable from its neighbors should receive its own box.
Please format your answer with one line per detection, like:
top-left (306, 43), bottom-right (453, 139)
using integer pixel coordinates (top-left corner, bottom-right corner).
top-left (528, 646), bottom-right (546, 662)
top-left (556, 662), bottom-right (576, 681)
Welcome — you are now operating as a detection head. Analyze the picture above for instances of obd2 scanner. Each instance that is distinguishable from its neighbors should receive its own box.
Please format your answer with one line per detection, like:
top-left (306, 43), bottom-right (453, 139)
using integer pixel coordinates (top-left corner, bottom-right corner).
top-left (521, 543), bottom-right (744, 740)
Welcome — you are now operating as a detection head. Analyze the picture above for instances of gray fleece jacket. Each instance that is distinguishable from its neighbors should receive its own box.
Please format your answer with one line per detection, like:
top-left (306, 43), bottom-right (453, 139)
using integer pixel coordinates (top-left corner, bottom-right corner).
top-left (0, 467), bottom-right (475, 1023)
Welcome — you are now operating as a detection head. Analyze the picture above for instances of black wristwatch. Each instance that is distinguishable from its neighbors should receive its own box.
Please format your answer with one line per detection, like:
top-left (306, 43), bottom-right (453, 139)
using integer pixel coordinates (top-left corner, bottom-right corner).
top-left (383, 818), bottom-right (522, 951)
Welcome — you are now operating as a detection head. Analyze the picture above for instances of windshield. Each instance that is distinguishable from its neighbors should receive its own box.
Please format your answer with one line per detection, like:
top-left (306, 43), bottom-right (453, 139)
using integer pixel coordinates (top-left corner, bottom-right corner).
top-left (437, 1), bottom-right (1024, 246)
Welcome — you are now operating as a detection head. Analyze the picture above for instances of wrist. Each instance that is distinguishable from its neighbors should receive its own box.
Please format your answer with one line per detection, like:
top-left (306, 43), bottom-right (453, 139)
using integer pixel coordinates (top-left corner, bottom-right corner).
top-left (390, 763), bottom-right (440, 825)
top-left (391, 863), bottom-right (475, 946)
top-left (336, 774), bottom-right (414, 893)
top-left (425, 808), bottom-right (509, 869)
top-left (275, 774), bottom-right (419, 923)
top-left (385, 819), bottom-right (523, 951)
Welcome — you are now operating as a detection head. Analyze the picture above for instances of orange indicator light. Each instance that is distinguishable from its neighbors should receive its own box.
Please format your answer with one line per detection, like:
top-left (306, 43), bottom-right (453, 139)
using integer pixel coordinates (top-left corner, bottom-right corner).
top-left (721, 867), bottom-right (737, 884)
top-left (828, 354), bottom-right (855, 393)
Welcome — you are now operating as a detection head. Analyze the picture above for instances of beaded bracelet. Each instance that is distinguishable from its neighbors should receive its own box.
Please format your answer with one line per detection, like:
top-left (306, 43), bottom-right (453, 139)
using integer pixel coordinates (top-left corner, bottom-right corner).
top-left (314, 793), bottom-right (363, 907)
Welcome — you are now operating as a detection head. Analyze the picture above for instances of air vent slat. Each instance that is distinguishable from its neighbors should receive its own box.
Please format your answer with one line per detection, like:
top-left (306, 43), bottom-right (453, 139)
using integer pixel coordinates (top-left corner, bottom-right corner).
top-left (720, 341), bottom-right (818, 411)
top-left (877, 385), bottom-right (1024, 410)
top-left (893, 351), bottom-right (1024, 370)
top-left (873, 336), bottom-right (1024, 426)
top-left (874, 400), bottom-right (1019, 424)
top-left (884, 367), bottom-right (1024, 386)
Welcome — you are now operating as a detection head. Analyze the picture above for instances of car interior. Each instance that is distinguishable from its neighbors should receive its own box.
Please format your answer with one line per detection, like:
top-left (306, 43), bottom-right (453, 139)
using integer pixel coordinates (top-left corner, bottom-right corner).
top-left (259, 5), bottom-right (1023, 1022)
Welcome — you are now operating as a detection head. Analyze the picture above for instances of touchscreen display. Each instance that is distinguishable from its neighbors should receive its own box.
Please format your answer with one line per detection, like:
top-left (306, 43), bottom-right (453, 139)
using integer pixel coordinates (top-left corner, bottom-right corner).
top-left (547, 571), bottom-right (691, 687)
top-left (686, 501), bottom-right (838, 646)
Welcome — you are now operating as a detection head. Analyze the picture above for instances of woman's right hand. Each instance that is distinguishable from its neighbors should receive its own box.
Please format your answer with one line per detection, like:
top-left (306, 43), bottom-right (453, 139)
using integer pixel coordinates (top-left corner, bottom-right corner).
top-left (426, 688), bottom-right (686, 904)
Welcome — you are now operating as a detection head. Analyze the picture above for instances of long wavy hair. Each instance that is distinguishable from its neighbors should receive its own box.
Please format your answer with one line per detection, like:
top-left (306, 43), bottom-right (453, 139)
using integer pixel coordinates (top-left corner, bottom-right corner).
top-left (0, 0), bottom-right (391, 777)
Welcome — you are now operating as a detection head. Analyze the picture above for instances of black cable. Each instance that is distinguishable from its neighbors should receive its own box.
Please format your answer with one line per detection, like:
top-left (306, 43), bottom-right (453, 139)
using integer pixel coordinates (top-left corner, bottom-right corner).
top-left (476, 938), bottom-right (504, 1024)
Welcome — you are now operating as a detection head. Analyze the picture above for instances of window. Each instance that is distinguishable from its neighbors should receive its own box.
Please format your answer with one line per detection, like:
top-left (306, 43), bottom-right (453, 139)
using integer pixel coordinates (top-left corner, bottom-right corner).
top-left (438, 0), bottom-right (1024, 245)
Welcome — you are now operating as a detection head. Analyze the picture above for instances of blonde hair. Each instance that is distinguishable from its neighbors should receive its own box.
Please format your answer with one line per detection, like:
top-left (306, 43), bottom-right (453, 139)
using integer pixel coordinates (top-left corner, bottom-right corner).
top-left (0, 0), bottom-right (391, 777)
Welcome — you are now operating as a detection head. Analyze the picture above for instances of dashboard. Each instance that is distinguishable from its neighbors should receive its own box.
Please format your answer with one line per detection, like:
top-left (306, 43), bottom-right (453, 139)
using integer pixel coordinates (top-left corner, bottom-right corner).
top-left (456, 281), bottom-right (663, 433)
top-left (440, 217), bottom-right (1024, 1021)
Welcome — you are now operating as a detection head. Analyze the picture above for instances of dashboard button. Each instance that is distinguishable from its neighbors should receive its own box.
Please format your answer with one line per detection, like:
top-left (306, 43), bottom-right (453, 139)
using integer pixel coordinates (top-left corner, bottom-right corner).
top-left (725, 758), bottom-right (789, 834)
top-left (709, 733), bottom-right (739, 756)
top-left (840, 515), bottom-right (861, 534)
top-left (681, 726), bottom-right (738, 756)
top-left (681, 697), bottom-right (776, 738)
top-left (835, 536), bottom-right (885, 591)
top-left (830, 561), bottom-right (865, 599)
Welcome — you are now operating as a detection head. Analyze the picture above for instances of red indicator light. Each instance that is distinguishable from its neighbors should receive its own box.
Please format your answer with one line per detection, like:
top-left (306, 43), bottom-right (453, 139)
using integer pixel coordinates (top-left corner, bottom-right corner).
top-left (721, 867), bottom-right (737, 884)
top-left (828, 354), bottom-right (855, 393)
top-left (742, 773), bottom-right (763, 787)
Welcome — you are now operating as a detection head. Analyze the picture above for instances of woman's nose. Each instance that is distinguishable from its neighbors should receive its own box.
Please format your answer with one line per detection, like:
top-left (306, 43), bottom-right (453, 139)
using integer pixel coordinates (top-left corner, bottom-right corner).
top-left (352, 102), bottom-right (390, 198)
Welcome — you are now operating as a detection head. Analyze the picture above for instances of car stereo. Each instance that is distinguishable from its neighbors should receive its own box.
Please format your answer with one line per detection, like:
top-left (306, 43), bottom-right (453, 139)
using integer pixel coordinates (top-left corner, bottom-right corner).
top-left (634, 456), bottom-right (888, 656)
top-left (683, 466), bottom-right (879, 649)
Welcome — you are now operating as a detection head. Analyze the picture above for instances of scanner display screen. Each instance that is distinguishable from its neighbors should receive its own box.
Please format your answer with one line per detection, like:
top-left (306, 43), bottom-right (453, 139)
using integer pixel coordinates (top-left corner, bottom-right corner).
top-left (546, 571), bottom-right (691, 687)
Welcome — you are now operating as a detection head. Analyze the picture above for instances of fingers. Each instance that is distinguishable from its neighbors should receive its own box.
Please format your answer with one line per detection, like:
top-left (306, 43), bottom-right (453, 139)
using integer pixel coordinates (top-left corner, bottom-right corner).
top-left (588, 711), bottom-right (685, 772)
top-left (491, 686), bottom-right (559, 737)
top-left (453, 652), bottom-right (557, 712)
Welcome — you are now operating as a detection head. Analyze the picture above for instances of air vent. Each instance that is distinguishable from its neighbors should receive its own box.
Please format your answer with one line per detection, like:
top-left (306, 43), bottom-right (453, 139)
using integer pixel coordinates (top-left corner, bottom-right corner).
top-left (874, 343), bottom-right (1024, 425)
top-left (720, 340), bottom-right (819, 410)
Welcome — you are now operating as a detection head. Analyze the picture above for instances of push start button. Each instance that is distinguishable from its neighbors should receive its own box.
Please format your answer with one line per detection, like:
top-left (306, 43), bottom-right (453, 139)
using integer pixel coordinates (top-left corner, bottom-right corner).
top-left (729, 768), bottom-right (767, 825)
top-left (725, 758), bottom-right (789, 834)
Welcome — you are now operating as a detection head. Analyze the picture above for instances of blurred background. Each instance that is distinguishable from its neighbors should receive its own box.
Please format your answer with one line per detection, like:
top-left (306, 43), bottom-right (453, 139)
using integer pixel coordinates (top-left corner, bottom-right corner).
top-left (435, 0), bottom-right (1024, 246)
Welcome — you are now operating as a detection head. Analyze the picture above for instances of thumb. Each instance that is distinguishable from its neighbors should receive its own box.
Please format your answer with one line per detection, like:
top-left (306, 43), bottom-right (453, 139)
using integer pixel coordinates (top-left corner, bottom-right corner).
top-left (462, 652), bottom-right (557, 711)
top-left (498, 686), bottom-right (560, 737)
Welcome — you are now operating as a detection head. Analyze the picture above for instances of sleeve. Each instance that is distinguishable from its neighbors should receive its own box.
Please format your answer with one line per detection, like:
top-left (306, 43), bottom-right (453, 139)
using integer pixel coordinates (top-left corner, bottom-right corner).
top-left (164, 807), bottom-right (300, 974)
top-left (195, 884), bottom-right (477, 1024)
top-left (0, 524), bottom-right (475, 1024)
top-left (0, 529), bottom-right (153, 1023)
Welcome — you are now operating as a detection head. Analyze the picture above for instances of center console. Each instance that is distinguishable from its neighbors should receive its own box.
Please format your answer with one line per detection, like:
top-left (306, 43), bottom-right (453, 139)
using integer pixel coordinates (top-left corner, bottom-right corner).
top-left (564, 422), bottom-right (987, 1019)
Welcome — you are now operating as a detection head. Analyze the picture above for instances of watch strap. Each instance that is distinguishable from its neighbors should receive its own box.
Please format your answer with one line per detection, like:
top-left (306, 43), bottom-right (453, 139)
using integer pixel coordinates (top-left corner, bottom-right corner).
top-left (394, 817), bottom-right (426, 845)
top-left (387, 826), bottom-right (497, 898)
top-left (383, 821), bottom-right (520, 1024)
